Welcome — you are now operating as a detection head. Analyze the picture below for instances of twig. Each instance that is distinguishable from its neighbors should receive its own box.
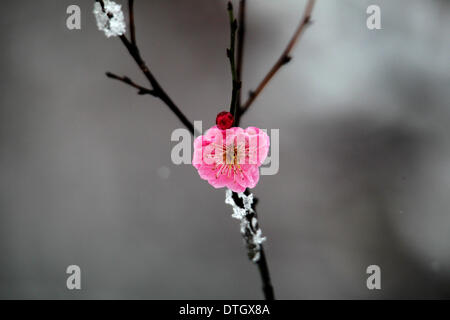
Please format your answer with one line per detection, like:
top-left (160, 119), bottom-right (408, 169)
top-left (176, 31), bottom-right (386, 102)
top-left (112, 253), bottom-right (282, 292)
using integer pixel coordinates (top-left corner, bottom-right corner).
top-left (240, 0), bottom-right (315, 115)
top-left (257, 247), bottom-right (274, 300)
top-left (96, 0), bottom-right (195, 135)
top-left (236, 0), bottom-right (246, 114)
top-left (106, 72), bottom-right (155, 95)
top-left (226, 2), bottom-right (241, 119)
top-left (230, 190), bottom-right (275, 300)
top-left (128, 0), bottom-right (136, 46)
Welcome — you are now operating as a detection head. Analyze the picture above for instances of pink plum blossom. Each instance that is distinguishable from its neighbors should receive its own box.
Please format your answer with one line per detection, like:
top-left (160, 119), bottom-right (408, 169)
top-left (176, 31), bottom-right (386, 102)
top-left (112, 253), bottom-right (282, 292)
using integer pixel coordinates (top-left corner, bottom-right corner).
top-left (193, 125), bottom-right (270, 193)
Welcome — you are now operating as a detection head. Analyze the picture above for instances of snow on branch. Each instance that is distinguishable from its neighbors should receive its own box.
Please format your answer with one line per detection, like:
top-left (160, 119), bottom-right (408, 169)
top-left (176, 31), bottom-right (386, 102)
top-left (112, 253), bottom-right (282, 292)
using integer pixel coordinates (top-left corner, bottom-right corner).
top-left (225, 189), bottom-right (266, 262)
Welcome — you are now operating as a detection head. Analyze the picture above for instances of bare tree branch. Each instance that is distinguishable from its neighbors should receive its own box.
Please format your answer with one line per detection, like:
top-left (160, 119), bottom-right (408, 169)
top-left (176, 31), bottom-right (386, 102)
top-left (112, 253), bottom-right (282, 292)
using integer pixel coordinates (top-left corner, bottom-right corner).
top-left (128, 0), bottom-right (136, 46)
top-left (230, 190), bottom-right (275, 300)
top-left (236, 0), bottom-right (246, 114)
top-left (96, 0), bottom-right (195, 135)
top-left (227, 2), bottom-right (241, 119)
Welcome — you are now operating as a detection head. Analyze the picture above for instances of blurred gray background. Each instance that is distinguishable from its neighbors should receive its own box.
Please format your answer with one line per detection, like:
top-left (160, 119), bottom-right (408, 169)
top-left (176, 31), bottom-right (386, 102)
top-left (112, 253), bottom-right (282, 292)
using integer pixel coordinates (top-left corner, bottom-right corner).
top-left (1, 0), bottom-right (450, 299)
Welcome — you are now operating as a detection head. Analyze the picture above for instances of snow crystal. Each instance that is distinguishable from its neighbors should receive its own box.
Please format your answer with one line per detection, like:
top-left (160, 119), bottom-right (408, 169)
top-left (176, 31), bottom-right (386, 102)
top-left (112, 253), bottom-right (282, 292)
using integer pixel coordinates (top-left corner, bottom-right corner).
top-left (225, 188), bottom-right (266, 262)
top-left (93, 0), bottom-right (126, 38)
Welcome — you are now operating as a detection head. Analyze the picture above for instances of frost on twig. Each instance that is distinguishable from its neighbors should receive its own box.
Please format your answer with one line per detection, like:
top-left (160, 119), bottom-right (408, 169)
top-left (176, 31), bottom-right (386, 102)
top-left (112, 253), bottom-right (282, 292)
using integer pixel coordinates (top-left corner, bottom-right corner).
top-left (225, 189), bottom-right (266, 262)
top-left (93, 0), bottom-right (126, 38)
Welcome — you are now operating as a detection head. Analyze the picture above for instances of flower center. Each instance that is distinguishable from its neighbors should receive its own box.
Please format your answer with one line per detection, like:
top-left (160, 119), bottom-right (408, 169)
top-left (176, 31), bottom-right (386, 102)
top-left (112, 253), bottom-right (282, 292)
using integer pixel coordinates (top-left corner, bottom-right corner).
top-left (224, 144), bottom-right (241, 165)
top-left (211, 142), bottom-right (245, 179)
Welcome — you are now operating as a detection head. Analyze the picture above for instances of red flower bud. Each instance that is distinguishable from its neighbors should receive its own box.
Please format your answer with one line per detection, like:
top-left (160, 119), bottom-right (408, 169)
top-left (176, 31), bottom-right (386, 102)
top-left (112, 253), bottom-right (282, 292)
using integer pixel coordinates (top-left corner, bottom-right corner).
top-left (216, 111), bottom-right (234, 130)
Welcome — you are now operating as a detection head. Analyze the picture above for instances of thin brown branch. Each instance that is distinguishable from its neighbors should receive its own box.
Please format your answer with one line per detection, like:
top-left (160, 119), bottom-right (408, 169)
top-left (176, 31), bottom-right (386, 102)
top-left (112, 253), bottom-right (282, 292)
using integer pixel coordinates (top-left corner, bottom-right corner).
top-left (128, 0), bottom-right (136, 46)
top-left (227, 2), bottom-right (241, 118)
top-left (106, 72), bottom-right (155, 95)
top-left (96, 0), bottom-right (195, 135)
top-left (240, 0), bottom-right (315, 115)
top-left (236, 0), bottom-right (246, 114)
